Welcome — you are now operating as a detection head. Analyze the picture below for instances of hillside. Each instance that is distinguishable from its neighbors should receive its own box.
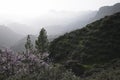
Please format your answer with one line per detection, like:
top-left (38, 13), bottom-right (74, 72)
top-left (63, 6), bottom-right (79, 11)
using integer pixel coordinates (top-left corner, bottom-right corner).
top-left (49, 12), bottom-right (120, 65)
top-left (0, 25), bottom-right (23, 48)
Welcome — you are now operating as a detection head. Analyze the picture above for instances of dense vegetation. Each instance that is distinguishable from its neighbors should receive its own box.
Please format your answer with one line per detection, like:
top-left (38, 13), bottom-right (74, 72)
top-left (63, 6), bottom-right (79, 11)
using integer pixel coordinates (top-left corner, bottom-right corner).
top-left (0, 13), bottom-right (120, 80)
top-left (49, 12), bottom-right (120, 76)
top-left (49, 12), bottom-right (120, 64)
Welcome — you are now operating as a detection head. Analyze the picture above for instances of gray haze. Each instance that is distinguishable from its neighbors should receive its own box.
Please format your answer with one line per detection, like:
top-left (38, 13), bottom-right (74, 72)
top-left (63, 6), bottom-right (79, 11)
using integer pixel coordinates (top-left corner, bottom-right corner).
top-left (0, 0), bottom-right (119, 35)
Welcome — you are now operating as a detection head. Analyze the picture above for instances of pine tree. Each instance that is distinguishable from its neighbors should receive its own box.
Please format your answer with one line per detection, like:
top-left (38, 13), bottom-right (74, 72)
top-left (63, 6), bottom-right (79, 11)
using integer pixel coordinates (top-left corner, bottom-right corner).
top-left (25, 35), bottom-right (33, 53)
top-left (35, 28), bottom-right (48, 55)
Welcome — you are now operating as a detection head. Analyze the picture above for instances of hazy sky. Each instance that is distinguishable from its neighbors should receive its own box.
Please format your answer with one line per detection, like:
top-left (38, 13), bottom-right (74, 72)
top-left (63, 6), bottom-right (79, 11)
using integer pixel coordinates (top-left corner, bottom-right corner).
top-left (0, 0), bottom-right (119, 35)
top-left (0, 0), bottom-right (119, 17)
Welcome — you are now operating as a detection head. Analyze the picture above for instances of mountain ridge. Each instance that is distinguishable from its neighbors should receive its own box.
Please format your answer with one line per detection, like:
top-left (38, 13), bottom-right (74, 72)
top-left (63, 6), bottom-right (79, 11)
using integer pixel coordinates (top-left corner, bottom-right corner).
top-left (0, 25), bottom-right (23, 48)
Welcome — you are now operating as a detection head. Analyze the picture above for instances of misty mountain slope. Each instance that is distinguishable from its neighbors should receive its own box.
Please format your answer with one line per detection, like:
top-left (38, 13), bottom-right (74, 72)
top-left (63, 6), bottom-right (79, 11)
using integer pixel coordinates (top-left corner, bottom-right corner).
top-left (64, 11), bottom-right (97, 32)
top-left (50, 11), bottom-right (97, 35)
top-left (49, 12), bottom-right (120, 65)
top-left (49, 3), bottom-right (120, 35)
top-left (64, 3), bottom-right (120, 33)
top-left (11, 35), bottom-right (37, 52)
top-left (95, 3), bottom-right (120, 20)
top-left (7, 23), bottom-right (38, 35)
top-left (0, 25), bottom-right (23, 48)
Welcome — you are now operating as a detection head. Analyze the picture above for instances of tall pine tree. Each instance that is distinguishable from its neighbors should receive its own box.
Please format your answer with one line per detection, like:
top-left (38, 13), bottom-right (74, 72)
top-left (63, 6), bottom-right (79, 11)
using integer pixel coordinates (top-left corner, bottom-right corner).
top-left (35, 28), bottom-right (48, 55)
top-left (25, 35), bottom-right (33, 53)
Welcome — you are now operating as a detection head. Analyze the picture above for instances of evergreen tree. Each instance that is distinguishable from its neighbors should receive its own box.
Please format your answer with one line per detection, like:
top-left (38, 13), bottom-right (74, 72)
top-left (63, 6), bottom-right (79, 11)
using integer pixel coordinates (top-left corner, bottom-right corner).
top-left (25, 35), bottom-right (33, 53)
top-left (35, 28), bottom-right (48, 55)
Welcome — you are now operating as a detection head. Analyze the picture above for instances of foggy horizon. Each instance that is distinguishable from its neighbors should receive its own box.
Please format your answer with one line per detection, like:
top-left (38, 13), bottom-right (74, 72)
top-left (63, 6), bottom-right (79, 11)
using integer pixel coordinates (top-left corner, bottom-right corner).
top-left (0, 0), bottom-right (120, 35)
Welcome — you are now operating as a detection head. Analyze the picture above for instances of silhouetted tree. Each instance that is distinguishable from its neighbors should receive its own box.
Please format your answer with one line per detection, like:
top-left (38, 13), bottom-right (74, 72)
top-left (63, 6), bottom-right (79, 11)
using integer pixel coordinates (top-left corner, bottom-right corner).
top-left (35, 28), bottom-right (48, 55)
top-left (25, 35), bottom-right (33, 53)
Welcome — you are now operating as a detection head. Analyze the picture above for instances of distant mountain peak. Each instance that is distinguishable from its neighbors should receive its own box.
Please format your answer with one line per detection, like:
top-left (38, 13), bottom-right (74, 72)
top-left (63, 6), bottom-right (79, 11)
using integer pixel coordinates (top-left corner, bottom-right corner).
top-left (95, 3), bottom-right (120, 20)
